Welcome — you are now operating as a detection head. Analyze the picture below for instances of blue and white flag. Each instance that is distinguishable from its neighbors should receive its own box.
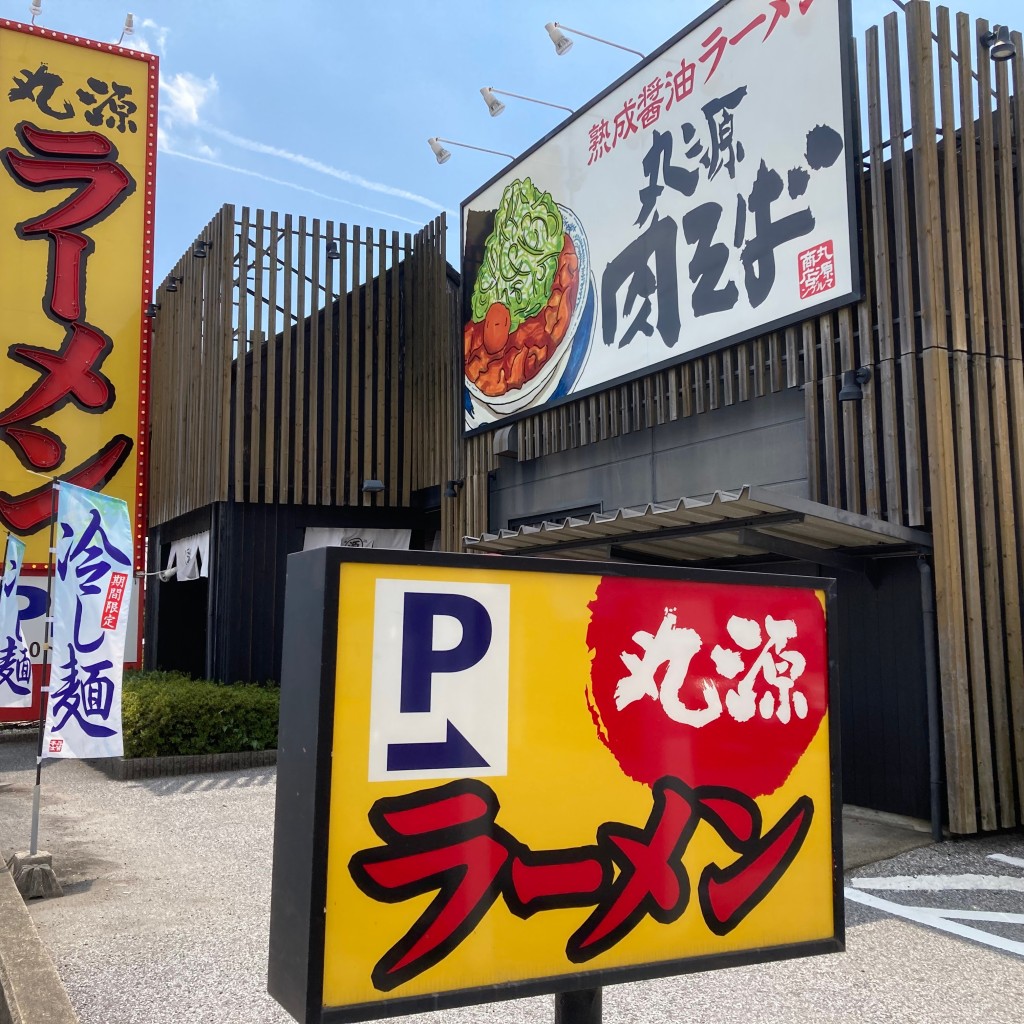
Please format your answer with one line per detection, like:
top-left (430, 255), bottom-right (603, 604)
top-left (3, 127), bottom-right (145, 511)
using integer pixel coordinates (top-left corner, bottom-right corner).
top-left (43, 483), bottom-right (133, 759)
top-left (0, 534), bottom-right (32, 711)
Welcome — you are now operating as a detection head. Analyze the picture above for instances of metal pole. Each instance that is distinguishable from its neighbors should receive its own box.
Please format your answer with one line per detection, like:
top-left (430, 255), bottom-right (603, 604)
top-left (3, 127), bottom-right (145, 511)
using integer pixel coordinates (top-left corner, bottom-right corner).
top-left (917, 557), bottom-right (944, 843)
top-left (555, 988), bottom-right (602, 1024)
top-left (29, 480), bottom-right (58, 856)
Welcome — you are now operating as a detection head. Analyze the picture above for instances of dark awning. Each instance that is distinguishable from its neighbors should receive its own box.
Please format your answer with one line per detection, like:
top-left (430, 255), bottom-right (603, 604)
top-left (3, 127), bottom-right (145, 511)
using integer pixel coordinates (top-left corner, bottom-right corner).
top-left (464, 485), bottom-right (931, 569)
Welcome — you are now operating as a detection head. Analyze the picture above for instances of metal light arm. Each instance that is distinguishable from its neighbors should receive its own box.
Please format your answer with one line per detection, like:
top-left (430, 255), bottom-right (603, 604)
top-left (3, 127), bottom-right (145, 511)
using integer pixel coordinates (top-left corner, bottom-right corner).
top-left (430, 137), bottom-right (513, 160)
top-left (553, 22), bottom-right (645, 60)
top-left (487, 88), bottom-right (573, 115)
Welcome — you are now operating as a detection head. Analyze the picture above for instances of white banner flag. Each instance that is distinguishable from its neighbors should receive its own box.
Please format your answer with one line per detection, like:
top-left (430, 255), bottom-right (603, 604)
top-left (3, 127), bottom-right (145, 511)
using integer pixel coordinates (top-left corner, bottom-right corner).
top-left (0, 535), bottom-right (32, 710)
top-left (43, 483), bottom-right (133, 759)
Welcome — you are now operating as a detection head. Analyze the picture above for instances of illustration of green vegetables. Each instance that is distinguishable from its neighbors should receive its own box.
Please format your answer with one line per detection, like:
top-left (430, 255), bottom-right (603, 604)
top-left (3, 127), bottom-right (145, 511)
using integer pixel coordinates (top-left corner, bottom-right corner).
top-left (469, 178), bottom-right (565, 333)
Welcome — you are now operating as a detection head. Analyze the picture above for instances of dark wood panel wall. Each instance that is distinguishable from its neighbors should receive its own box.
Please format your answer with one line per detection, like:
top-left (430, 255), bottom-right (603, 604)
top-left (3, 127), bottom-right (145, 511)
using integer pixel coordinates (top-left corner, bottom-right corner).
top-left (457, 3), bottom-right (1024, 835)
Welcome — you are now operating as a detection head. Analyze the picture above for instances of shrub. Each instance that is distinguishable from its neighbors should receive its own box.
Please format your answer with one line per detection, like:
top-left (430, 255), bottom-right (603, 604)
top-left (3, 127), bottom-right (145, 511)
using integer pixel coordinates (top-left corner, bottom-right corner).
top-left (121, 670), bottom-right (279, 758)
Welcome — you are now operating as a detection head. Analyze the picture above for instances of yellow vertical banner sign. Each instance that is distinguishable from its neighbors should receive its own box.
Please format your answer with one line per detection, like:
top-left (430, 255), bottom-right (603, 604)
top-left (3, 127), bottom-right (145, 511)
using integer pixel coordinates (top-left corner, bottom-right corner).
top-left (0, 20), bottom-right (157, 570)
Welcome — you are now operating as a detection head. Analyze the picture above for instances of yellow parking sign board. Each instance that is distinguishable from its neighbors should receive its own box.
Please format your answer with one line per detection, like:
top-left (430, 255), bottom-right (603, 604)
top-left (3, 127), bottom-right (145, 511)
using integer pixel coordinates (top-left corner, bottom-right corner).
top-left (269, 549), bottom-right (842, 1023)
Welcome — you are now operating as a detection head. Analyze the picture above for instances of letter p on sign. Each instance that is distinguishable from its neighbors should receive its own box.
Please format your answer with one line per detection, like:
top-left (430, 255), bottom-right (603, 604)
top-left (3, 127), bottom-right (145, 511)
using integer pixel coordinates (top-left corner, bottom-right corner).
top-left (368, 579), bottom-right (510, 782)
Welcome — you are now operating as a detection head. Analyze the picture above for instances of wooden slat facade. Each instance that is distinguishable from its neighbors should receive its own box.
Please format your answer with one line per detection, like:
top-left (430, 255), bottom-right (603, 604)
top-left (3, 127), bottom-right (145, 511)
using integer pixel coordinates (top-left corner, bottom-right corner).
top-left (149, 206), bottom-right (452, 524)
top-left (454, 3), bottom-right (1024, 834)
top-left (148, 3), bottom-right (1024, 834)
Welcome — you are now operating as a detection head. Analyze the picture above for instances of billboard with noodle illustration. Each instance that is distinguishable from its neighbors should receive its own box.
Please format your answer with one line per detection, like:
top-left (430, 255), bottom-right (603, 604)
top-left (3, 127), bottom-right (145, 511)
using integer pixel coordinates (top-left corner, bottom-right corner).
top-left (461, 0), bottom-right (858, 432)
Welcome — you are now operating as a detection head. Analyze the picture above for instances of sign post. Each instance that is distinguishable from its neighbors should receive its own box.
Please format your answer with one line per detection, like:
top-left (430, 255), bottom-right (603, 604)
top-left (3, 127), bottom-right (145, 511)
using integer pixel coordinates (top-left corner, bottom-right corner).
top-left (269, 548), bottom-right (842, 1023)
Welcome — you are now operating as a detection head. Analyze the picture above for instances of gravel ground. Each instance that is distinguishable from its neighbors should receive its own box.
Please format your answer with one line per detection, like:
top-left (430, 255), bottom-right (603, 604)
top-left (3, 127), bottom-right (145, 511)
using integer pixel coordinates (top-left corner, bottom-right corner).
top-left (2, 732), bottom-right (1023, 1024)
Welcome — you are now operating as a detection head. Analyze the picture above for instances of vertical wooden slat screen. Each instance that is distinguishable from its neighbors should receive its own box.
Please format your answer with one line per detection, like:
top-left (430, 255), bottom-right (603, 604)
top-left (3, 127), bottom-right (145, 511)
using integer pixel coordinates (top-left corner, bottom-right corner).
top-left (905, 2), bottom-right (974, 832)
top-left (934, 8), bottom-right (997, 831)
top-left (307, 218), bottom-right (321, 505)
top-left (234, 206), bottom-right (249, 503)
top-left (280, 215), bottom-right (294, 502)
top-left (150, 205), bottom-right (448, 523)
top-left (265, 211), bottom-right (280, 505)
top-left (994, 31), bottom-right (1024, 822)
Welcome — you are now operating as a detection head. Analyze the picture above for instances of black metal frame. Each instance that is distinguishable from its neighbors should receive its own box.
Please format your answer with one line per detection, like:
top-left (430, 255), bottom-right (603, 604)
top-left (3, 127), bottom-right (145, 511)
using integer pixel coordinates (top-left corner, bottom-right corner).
top-left (459, 0), bottom-right (862, 438)
top-left (268, 547), bottom-right (844, 1024)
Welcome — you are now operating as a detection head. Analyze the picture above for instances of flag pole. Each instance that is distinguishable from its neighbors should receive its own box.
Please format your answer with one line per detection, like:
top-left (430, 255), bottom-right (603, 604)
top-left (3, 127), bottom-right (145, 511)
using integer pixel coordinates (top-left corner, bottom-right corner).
top-left (29, 479), bottom-right (58, 856)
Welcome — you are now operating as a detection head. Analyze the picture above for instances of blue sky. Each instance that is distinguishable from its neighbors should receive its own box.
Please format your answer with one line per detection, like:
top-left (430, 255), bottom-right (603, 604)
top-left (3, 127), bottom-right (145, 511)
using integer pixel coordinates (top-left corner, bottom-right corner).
top-left (4, 0), bottom-right (1020, 282)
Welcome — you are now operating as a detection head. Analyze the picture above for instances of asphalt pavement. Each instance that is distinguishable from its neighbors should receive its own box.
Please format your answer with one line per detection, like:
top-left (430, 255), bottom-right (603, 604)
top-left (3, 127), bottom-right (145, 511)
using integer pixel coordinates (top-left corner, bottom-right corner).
top-left (1, 729), bottom-right (1023, 1024)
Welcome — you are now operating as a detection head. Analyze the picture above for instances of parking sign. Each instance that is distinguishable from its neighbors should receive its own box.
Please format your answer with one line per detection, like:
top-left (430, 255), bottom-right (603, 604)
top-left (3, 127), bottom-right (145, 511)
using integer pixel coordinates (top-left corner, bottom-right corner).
top-left (269, 549), bottom-right (842, 1023)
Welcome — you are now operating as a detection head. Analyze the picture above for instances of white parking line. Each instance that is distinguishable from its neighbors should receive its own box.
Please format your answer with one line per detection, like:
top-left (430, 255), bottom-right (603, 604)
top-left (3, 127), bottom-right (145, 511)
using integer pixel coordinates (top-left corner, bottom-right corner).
top-left (845, 887), bottom-right (1024, 957)
top-left (851, 874), bottom-right (1024, 892)
top-left (988, 853), bottom-right (1024, 870)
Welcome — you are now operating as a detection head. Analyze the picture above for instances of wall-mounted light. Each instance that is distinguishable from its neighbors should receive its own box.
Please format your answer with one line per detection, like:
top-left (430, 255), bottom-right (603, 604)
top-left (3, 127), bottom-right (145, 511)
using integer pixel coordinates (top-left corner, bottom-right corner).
top-left (326, 240), bottom-right (341, 260)
top-left (193, 239), bottom-right (211, 259)
top-left (428, 137), bottom-right (452, 164)
top-left (29, 0), bottom-right (41, 26)
top-left (165, 275), bottom-right (181, 293)
top-left (838, 367), bottom-right (872, 402)
top-left (427, 136), bottom-right (513, 165)
top-left (145, 302), bottom-right (160, 318)
top-left (444, 478), bottom-right (464, 499)
top-left (544, 22), bottom-right (573, 55)
top-left (981, 24), bottom-right (1016, 62)
top-left (480, 87), bottom-right (506, 117)
top-left (118, 13), bottom-right (134, 46)
top-left (480, 86), bottom-right (573, 118)
top-left (544, 21), bottom-right (645, 61)
top-left (362, 479), bottom-right (385, 493)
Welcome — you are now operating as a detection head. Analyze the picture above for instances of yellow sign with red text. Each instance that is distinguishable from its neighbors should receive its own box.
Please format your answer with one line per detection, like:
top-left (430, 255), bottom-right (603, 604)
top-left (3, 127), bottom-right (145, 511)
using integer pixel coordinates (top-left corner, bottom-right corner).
top-left (319, 558), bottom-right (839, 1018)
top-left (0, 21), bottom-right (156, 568)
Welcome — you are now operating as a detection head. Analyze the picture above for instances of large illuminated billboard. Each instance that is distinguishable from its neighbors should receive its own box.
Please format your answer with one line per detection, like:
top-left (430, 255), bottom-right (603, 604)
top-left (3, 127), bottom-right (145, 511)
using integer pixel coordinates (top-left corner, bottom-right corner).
top-left (461, 0), bottom-right (859, 432)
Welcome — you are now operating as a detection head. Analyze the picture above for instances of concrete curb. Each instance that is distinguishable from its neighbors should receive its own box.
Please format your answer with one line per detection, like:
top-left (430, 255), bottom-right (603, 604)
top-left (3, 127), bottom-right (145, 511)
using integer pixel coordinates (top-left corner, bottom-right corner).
top-left (0, 851), bottom-right (78, 1024)
top-left (87, 748), bottom-right (277, 781)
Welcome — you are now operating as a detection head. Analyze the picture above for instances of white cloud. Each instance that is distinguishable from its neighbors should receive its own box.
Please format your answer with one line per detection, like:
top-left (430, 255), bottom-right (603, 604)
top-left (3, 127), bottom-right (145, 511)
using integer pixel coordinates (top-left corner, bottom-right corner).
top-left (203, 126), bottom-right (451, 214)
top-left (161, 72), bottom-right (218, 127)
top-left (160, 145), bottom-right (428, 227)
top-left (139, 18), bottom-right (170, 56)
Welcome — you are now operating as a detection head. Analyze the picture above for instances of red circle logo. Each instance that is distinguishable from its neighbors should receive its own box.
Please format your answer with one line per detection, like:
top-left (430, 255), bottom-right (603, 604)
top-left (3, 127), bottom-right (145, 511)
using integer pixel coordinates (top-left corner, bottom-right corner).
top-left (586, 576), bottom-right (828, 798)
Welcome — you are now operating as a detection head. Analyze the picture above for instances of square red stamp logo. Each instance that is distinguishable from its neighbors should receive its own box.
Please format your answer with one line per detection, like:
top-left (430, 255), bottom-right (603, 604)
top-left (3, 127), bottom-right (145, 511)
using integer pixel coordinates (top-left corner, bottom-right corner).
top-left (798, 240), bottom-right (836, 299)
top-left (48, 738), bottom-right (63, 754)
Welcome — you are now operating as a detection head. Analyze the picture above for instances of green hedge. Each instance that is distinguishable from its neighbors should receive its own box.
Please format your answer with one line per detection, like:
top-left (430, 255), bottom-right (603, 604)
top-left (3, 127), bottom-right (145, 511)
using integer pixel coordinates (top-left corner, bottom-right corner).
top-left (121, 671), bottom-right (279, 758)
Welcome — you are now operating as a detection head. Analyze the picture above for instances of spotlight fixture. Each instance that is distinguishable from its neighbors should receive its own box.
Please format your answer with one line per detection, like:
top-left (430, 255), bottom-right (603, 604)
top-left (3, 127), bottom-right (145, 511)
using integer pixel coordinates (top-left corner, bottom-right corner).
top-left (29, 0), bottom-right (41, 26)
top-left (443, 478), bottom-right (464, 499)
top-left (361, 478), bottom-right (385, 493)
top-left (428, 137), bottom-right (452, 164)
top-left (427, 137), bottom-right (513, 165)
top-left (326, 240), bottom-right (341, 260)
top-left (480, 87), bottom-right (506, 117)
top-left (838, 367), bottom-right (872, 402)
top-left (165, 275), bottom-right (181, 292)
top-left (118, 13), bottom-right (134, 46)
top-left (981, 24), bottom-right (1016, 62)
top-left (545, 21), bottom-right (573, 56)
top-left (544, 21), bottom-right (645, 60)
top-left (193, 239), bottom-right (211, 259)
top-left (145, 302), bottom-right (160, 318)
top-left (480, 86), bottom-right (573, 117)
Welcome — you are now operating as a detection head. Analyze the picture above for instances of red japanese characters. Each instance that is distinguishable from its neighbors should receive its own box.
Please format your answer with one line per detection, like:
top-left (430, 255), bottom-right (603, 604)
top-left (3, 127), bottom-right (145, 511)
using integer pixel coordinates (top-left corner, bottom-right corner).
top-left (586, 576), bottom-right (829, 796)
top-left (0, 122), bottom-right (134, 534)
